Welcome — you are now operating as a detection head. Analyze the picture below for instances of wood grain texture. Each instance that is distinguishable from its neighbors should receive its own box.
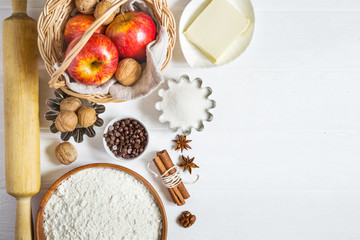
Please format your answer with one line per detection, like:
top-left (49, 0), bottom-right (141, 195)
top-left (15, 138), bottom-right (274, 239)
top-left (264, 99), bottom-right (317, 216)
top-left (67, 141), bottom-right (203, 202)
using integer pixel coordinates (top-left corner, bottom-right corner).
top-left (1, 0), bottom-right (360, 239)
top-left (3, 0), bottom-right (40, 239)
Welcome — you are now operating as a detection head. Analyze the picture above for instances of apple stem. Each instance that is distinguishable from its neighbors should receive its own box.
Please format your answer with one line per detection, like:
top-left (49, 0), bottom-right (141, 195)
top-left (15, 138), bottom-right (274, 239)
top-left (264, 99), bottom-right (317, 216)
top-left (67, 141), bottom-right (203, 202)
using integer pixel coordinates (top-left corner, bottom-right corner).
top-left (120, 7), bottom-right (126, 21)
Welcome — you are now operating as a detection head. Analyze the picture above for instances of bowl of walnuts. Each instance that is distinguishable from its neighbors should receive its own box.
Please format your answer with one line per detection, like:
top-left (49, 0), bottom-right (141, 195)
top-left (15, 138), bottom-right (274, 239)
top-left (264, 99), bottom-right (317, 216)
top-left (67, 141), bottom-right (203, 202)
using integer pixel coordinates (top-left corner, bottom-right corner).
top-left (45, 90), bottom-right (105, 143)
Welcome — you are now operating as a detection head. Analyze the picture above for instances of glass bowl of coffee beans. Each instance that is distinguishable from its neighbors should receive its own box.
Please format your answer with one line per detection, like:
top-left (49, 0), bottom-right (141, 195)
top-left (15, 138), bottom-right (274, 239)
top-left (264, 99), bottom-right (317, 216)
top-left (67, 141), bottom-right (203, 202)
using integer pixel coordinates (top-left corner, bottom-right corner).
top-left (103, 117), bottom-right (149, 161)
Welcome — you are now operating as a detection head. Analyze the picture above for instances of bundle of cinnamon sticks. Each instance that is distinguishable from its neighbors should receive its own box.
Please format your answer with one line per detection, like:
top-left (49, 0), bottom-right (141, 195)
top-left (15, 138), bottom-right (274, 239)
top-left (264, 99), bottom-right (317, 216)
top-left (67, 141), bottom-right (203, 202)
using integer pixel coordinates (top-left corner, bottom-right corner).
top-left (153, 150), bottom-right (190, 206)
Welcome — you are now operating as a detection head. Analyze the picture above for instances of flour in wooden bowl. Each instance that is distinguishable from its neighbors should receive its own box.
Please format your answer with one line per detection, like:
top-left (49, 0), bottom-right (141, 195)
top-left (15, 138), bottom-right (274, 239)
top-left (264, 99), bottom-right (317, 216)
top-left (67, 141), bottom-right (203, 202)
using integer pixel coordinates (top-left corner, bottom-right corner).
top-left (43, 168), bottom-right (162, 240)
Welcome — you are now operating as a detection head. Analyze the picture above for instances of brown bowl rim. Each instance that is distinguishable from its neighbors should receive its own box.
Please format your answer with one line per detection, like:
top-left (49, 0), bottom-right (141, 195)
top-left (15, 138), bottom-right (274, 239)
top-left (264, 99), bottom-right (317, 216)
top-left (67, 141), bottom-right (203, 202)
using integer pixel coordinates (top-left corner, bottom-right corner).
top-left (35, 163), bottom-right (167, 240)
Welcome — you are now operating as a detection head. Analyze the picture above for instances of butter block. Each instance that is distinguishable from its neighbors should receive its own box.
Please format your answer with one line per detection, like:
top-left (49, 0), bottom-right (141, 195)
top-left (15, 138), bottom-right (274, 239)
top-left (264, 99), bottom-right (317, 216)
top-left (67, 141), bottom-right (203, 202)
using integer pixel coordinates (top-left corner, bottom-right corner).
top-left (184, 0), bottom-right (251, 63)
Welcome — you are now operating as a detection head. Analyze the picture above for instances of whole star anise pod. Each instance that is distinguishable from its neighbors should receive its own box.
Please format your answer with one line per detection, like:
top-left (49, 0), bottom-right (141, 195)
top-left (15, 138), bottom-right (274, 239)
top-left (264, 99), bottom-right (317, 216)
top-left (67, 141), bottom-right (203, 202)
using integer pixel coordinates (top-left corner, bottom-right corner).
top-left (178, 155), bottom-right (199, 174)
top-left (173, 135), bottom-right (192, 153)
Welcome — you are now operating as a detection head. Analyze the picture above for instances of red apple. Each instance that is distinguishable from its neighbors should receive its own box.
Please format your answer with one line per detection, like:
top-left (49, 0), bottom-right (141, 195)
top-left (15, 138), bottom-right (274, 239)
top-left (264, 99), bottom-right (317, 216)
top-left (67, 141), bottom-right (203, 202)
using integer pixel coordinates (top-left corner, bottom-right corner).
top-left (64, 14), bottom-right (106, 45)
top-left (105, 11), bottom-right (156, 62)
top-left (65, 34), bottom-right (119, 86)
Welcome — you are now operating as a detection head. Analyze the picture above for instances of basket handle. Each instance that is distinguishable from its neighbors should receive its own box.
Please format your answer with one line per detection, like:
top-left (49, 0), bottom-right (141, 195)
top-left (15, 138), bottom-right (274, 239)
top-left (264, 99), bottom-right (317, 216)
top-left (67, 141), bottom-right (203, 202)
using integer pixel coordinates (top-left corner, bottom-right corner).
top-left (49, 0), bottom-right (128, 89)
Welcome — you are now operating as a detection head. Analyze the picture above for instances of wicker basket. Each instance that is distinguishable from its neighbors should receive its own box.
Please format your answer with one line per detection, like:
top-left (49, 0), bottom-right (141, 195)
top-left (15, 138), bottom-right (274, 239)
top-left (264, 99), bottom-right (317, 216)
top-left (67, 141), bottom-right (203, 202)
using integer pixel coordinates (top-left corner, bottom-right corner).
top-left (38, 0), bottom-right (176, 103)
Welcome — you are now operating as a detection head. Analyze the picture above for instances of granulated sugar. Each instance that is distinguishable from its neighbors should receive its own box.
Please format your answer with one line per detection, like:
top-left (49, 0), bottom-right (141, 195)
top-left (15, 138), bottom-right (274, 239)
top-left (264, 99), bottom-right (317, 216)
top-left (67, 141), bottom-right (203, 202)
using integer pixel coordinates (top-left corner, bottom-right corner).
top-left (155, 75), bottom-right (215, 134)
top-left (43, 168), bottom-right (162, 240)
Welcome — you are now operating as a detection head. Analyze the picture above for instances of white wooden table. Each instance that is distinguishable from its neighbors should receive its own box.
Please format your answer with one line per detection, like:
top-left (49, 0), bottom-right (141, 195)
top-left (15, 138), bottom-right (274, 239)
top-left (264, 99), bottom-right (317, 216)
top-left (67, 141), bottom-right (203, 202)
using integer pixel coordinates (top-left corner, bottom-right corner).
top-left (1, 0), bottom-right (360, 239)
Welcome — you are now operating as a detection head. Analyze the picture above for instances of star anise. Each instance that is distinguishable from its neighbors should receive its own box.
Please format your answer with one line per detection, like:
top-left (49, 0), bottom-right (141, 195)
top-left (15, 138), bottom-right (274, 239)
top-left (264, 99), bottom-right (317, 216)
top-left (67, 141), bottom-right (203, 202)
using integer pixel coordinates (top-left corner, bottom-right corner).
top-left (173, 135), bottom-right (192, 153)
top-left (178, 155), bottom-right (199, 174)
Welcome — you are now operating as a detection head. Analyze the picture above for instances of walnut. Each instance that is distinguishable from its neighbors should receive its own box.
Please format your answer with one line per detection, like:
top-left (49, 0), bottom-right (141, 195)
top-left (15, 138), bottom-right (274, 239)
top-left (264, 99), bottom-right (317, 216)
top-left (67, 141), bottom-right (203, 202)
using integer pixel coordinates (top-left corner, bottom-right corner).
top-left (75, 0), bottom-right (98, 14)
top-left (55, 142), bottom-right (78, 165)
top-left (115, 58), bottom-right (142, 86)
top-left (60, 97), bottom-right (82, 112)
top-left (77, 107), bottom-right (97, 128)
top-left (94, 0), bottom-right (116, 25)
top-left (178, 211), bottom-right (196, 228)
top-left (55, 111), bottom-right (78, 132)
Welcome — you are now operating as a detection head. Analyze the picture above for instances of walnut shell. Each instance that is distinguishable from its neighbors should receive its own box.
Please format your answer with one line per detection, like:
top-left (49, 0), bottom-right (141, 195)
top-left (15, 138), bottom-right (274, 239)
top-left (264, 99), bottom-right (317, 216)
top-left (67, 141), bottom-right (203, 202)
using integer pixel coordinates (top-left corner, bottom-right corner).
top-left (178, 211), bottom-right (196, 228)
top-left (94, 0), bottom-right (116, 25)
top-left (115, 58), bottom-right (142, 86)
top-left (55, 111), bottom-right (78, 132)
top-left (77, 107), bottom-right (97, 128)
top-left (60, 97), bottom-right (82, 112)
top-left (75, 0), bottom-right (98, 14)
top-left (55, 142), bottom-right (78, 165)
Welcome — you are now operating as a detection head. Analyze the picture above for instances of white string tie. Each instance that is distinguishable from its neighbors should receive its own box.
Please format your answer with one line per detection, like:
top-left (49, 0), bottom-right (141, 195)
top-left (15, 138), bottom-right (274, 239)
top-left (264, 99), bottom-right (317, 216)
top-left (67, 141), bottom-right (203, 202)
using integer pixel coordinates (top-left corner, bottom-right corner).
top-left (147, 161), bottom-right (199, 188)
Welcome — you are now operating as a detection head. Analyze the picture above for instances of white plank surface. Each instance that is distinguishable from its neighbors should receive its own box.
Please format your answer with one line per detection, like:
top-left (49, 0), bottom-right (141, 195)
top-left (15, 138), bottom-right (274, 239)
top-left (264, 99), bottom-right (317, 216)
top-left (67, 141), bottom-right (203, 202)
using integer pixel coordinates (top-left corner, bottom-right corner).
top-left (1, 0), bottom-right (360, 239)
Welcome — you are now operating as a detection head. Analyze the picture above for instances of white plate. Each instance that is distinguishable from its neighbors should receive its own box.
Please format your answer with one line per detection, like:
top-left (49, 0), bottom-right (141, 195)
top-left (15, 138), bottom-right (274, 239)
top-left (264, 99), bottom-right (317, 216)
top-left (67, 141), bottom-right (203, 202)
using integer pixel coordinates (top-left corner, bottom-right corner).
top-left (179, 0), bottom-right (255, 68)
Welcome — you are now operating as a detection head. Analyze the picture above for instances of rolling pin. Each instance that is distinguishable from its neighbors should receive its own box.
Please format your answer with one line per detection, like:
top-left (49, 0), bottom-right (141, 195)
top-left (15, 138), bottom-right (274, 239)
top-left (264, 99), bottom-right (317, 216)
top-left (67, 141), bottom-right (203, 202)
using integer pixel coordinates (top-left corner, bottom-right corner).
top-left (3, 0), bottom-right (40, 239)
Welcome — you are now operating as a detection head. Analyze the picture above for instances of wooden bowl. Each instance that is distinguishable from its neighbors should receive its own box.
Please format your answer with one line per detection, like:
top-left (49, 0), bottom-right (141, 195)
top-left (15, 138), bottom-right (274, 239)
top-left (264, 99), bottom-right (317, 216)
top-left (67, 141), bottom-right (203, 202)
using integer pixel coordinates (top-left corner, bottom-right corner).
top-left (36, 163), bottom-right (167, 240)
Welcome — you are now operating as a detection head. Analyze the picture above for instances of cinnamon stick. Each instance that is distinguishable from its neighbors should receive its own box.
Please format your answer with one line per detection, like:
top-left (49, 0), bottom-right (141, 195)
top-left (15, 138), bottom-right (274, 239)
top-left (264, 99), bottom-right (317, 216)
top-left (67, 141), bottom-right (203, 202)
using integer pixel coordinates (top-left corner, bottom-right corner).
top-left (157, 150), bottom-right (190, 199)
top-left (153, 156), bottom-right (185, 206)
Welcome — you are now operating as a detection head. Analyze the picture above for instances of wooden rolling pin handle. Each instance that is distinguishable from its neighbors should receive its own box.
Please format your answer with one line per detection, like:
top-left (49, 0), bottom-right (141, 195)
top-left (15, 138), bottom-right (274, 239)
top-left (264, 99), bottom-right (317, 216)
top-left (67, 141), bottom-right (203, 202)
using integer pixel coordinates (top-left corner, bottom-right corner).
top-left (11, 0), bottom-right (27, 14)
top-left (15, 197), bottom-right (32, 240)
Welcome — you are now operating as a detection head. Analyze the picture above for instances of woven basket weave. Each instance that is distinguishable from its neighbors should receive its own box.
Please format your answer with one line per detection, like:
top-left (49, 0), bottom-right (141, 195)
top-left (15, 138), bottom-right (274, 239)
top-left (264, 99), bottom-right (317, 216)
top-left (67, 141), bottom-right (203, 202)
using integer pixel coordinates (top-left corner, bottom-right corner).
top-left (38, 0), bottom-right (175, 103)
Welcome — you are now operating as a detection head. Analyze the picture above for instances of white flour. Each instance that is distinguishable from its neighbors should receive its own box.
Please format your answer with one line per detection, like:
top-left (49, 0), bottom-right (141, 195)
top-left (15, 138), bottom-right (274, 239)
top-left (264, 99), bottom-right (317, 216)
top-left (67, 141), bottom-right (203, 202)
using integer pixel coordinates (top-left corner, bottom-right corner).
top-left (43, 168), bottom-right (162, 240)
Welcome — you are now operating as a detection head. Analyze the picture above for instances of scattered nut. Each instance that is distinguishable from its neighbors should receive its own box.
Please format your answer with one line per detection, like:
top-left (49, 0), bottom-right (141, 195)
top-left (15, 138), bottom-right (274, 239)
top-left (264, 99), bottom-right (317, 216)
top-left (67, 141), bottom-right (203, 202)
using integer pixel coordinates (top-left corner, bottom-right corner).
top-left (55, 111), bottom-right (78, 132)
top-left (94, 0), bottom-right (116, 25)
top-left (77, 107), bottom-right (97, 128)
top-left (115, 58), bottom-right (142, 86)
top-left (60, 97), bottom-right (82, 112)
top-left (178, 211), bottom-right (196, 228)
top-left (55, 142), bottom-right (78, 165)
top-left (75, 0), bottom-right (98, 14)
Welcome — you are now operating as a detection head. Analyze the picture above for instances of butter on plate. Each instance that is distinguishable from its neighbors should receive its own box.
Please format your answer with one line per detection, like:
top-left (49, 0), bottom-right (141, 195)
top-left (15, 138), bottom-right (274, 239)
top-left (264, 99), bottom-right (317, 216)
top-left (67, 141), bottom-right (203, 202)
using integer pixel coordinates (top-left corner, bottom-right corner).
top-left (184, 0), bottom-right (251, 64)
